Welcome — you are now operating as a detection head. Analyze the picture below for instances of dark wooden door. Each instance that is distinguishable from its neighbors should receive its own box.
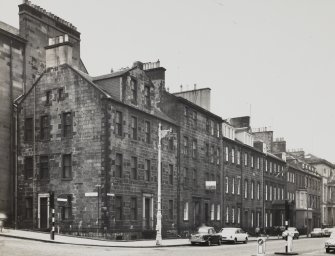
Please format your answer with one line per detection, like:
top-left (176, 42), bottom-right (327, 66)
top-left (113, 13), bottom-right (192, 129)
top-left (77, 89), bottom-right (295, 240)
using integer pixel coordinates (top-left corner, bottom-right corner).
top-left (40, 197), bottom-right (48, 229)
top-left (204, 202), bottom-right (209, 224)
top-left (193, 201), bottom-right (201, 227)
top-left (145, 198), bottom-right (150, 229)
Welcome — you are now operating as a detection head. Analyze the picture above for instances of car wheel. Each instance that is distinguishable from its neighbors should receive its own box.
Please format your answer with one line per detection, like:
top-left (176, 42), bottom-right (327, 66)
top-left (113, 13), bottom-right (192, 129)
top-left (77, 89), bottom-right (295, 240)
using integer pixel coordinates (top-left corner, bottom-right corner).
top-left (296, 236), bottom-right (299, 239)
top-left (244, 237), bottom-right (248, 244)
top-left (207, 240), bottom-right (211, 246)
top-left (326, 248), bottom-right (330, 253)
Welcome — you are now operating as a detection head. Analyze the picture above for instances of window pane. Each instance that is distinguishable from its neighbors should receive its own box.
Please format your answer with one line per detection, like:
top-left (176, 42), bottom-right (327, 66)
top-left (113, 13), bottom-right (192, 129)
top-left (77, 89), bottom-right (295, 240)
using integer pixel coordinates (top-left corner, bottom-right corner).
top-left (62, 154), bottom-right (72, 178)
top-left (145, 159), bottom-right (150, 181)
top-left (25, 118), bottom-right (33, 141)
top-left (131, 156), bottom-right (137, 179)
top-left (39, 156), bottom-right (49, 179)
top-left (115, 154), bottom-right (123, 177)
top-left (25, 157), bottom-right (33, 179)
top-left (63, 112), bottom-right (72, 137)
top-left (116, 111), bottom-right (122, 136)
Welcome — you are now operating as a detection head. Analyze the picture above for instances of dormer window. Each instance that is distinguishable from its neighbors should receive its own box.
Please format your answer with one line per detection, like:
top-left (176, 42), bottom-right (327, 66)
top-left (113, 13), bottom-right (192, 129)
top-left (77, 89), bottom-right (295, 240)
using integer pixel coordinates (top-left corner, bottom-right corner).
top-left (144, 85), bottom-right (151, 108)
top-left (130, 79), bottom-right (137, 104)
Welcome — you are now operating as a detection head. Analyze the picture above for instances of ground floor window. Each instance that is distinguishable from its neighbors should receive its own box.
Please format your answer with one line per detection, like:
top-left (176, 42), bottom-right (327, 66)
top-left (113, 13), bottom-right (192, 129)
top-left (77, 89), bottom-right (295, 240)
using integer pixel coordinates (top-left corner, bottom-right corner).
top-left (216, 204), bottom-right (220, 221)
top-left (25, 197), bottom-right (33, 220)
top-left (184, 202), bottom-right (189, 221)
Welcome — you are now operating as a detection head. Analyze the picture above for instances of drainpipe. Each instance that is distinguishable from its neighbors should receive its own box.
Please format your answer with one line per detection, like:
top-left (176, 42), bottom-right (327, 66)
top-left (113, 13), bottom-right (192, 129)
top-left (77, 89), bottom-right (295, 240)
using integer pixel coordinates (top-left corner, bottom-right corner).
top-left (220, 139), bottom-right (223, 228)
top-left (240, 148), bottom-right (243, 229)
top-left (33, 82), bottom-right (36, 229)
top-left (262, 157), bottom-right (265, 233)
top-left (9, 40), bottom-right (14, 227)
top-left (14, 104), bottom-right (18, 230)
top-left (176, 126), bottom-right (181, 236)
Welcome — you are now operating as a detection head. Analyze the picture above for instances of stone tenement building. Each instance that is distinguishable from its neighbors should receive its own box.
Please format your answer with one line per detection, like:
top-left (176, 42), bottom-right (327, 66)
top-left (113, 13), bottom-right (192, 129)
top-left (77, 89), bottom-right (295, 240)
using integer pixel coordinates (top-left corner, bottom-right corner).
top-left (271, 141), bottom-right (322, 231)
top-left (0, 0), bottom-right (88, 224)
top-left (161, 88), bottom-right (223, 234)
top-left (222, 118), bottom-right (264, 234)
top-left (254, 132), bottom-right (322, 232)
top-left (285, 155), bottom-right (321, 233)
top-left (2, 0), bottom-right (332, 239)
top-left (263, 153), bottom-right (286, 230)
top-left (0, 21), bottom-right (25, 222)
top-left (222, 118), bottom-right (286, 234)
top-left (304, 153), bottom-right (335, 227)
top-left (16, 38), bottom-right (178, 239)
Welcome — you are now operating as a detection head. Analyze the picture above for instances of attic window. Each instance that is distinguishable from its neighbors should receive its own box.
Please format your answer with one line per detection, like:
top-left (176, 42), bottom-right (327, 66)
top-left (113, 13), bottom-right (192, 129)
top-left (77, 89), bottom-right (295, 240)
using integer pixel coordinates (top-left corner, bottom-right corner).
top-left (144, 85), bottom-right (151, 108)
top-left (130, 79), bottom-right (137, 104)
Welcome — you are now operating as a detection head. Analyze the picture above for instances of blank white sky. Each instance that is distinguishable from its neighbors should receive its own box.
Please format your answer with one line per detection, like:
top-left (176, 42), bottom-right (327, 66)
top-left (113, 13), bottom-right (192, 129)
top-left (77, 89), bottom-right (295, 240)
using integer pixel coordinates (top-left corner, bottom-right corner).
top-left (2, 0), bottom-right (335, 163)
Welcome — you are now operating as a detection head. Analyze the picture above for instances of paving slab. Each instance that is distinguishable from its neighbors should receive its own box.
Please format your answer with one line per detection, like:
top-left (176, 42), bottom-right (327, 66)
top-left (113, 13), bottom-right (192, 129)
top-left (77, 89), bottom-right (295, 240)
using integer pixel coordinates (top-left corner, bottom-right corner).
top-left (0, 229), bottom-right (306, 248)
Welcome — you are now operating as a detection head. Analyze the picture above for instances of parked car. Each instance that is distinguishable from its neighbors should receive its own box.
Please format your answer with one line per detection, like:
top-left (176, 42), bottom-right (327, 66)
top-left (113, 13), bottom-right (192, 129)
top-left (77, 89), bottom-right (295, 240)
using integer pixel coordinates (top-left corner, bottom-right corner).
top-left (282, 227), bottom-right (299, 239)
top-left (310, 228), bottom-right (323, 237)
top-left (190, 226), bottom-right (221, 246)
top-left (325, 232), bottom-right (335, 253)
top-left (217, 227), bottom-right (248, 244)
top-left (323, 228), bottom-right (335, 237)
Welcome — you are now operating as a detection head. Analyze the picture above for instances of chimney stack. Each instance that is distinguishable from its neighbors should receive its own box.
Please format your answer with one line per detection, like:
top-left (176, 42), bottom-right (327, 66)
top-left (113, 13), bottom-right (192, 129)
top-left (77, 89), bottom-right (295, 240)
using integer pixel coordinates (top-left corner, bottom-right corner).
top-left (132, 61), bottom-right (143, 70)
top-left (45, 34), bottom-right (77, 68)
top-left (143, 59), bottom-right (166, 90)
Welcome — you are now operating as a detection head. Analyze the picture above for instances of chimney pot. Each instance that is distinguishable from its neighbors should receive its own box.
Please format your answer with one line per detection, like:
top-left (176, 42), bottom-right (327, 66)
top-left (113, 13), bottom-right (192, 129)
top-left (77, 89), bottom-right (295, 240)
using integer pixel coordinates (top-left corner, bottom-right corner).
top-left (132, 61), bottom-right (143, 70)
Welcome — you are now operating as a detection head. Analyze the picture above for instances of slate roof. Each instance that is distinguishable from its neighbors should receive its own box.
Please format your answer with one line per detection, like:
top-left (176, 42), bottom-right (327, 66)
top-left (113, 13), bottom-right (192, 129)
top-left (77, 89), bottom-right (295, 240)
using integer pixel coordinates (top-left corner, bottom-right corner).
top-left (93, 68), bottom-right (134, 81)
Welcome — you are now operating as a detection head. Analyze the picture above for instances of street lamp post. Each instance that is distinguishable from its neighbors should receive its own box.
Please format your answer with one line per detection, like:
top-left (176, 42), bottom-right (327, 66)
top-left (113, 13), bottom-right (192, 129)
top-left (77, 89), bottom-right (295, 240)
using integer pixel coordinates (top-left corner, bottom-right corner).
top-left (156, 123), bottom-right (172, 246)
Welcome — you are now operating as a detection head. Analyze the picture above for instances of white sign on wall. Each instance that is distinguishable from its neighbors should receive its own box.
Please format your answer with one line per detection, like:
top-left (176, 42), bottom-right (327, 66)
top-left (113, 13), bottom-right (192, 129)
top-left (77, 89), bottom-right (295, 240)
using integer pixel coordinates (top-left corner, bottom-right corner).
top-left (205, 181), bottom-right (216, 190)
top-left (85, 192), bottom-right (98, 197)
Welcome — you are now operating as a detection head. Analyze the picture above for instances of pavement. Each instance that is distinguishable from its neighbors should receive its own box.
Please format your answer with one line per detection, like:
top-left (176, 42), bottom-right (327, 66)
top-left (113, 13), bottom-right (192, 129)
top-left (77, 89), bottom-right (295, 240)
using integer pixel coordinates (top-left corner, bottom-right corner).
top-left (0, 228), bottom-right (306, 248)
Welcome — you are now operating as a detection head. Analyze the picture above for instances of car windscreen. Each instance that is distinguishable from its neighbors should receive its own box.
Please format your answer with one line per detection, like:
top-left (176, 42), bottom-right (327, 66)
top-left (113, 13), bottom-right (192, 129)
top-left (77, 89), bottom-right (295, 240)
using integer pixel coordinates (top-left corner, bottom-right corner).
top-left (220, 229), bottom-right (236, 234)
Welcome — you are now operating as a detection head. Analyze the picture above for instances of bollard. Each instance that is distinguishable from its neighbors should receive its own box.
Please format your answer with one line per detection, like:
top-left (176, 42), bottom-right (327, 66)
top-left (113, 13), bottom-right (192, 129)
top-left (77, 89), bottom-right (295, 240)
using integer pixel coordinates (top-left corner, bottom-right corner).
top-left (287, 233), bottom-right (293, 253)
top-left (257, 237), bottom-right (266, 256)
top-left (0, 220), bottom-right (3, 233)
top-left (50, 208), bottom-right (55, 240)
top-left (274, 231), bottom-right (298, 255)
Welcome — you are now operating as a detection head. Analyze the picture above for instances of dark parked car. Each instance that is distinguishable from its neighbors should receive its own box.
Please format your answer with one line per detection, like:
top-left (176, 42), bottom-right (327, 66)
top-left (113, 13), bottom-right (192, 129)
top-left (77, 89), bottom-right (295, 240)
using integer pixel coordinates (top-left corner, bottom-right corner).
top-left (190, 226), bottom-right (221, 246)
